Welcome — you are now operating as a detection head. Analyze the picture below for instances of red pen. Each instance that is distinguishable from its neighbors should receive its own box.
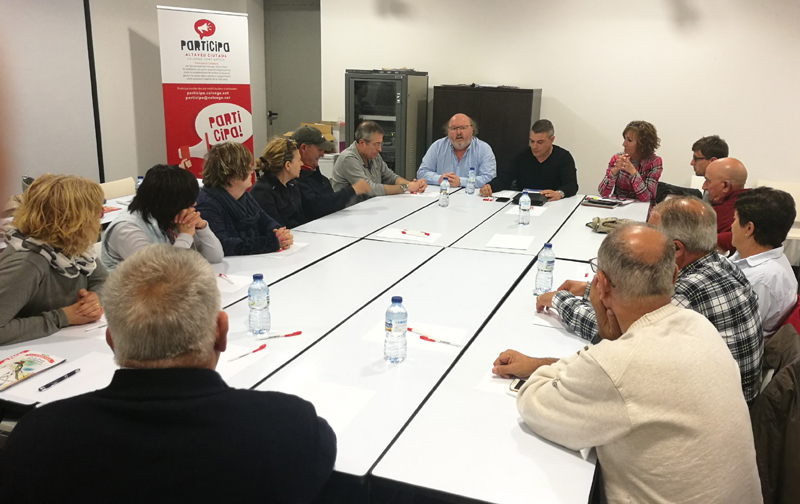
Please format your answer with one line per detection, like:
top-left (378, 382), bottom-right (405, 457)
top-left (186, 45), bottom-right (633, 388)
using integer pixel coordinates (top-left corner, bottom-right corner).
top-left (218, 273), bottom-right (234, 284)
top-left (256, 331), bottom-right (302, 341)
top-left (401, 229), bottom-right (430, 237)
top-left (227, 343), bottom-right (267, 362)
top-left (482, 197), bottom-right (494, 201)
top-left (408, 328), bottom-right (462, 347)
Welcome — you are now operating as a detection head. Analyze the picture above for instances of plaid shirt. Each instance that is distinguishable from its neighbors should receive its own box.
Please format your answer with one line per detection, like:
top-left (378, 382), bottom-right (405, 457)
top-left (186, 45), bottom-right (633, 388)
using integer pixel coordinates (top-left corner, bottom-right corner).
top-left (552, 252), bottom-right (763, 404)
top-left (598, 154), bottom-right (662, 202)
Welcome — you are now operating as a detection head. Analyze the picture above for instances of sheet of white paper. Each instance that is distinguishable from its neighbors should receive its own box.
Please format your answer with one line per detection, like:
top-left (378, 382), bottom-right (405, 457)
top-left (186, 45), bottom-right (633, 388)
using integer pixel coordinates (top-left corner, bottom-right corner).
top-left (491, 190), bottom-right (517, 198)
top-left (272, 242), bottom-right (309, 258)
top-left (216, 343), bottom-right (270, 382)
top-left (289, 381), bottom-right (375, 434)
top-left (485, 234), bottom-right (535, 250)
top-left (476, 369), bottom-right (515, 395)
top-left (361, 322), bottom-right (467, 352)
top-left (505, 206), bottom-right (547, 217)
top-left (532, 310), bottom-right (566, 330)
top-left (398, 189), bottom-right (439, 198)
top-left (5, 352), bottom-right (117, 405)
top-left (57, 316), bottom-right (108, 338)
top-left (216, 274), bottom-right (251, 293)
top-left (373, 228), bottom-right (442, 244)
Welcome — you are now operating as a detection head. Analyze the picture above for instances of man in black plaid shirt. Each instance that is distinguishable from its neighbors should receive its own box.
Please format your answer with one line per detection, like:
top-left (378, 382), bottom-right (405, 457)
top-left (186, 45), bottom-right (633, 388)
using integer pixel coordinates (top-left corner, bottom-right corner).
top-left (537, 197), bottom-right (763, 404)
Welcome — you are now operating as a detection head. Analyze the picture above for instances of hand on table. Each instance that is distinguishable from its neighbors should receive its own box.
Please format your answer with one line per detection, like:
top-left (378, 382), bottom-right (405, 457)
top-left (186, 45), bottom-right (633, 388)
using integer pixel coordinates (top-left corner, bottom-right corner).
top-left (479, 184), bottom-right (492, 197)
top-left (408, 179), bottom-right (426, 193)
top-left (64, 289), bottom-right (103, 325)
top-left (274, 227), bottom-right (293, 249)
top-left (535, 291), bottom-right (557, 312)
top-left (540, 189), bottom-right (561, 201)
top-left (492, 350), bottom-right (556, 379)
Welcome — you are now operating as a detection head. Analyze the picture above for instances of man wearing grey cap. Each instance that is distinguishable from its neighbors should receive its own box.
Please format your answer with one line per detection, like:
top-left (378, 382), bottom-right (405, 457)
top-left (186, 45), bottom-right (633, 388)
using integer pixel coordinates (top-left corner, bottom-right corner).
top-left (292, 126), bottom-right (370, 220)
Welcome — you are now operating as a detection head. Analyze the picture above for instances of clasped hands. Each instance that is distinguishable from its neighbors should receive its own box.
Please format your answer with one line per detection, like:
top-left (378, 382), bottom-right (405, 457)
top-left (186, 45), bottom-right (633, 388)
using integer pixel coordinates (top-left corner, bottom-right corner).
top-left (610, 154), bottom-right (636, 177)
top-left (174, 206), bottom-right (207, 236)
top-left (63, 289), bottom-right (103, 326)
top-left (438, 172), bottom-right (461, 187)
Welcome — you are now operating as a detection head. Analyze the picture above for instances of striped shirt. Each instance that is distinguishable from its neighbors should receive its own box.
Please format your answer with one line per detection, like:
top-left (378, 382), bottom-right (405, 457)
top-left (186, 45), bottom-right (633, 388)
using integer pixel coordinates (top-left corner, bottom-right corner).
top-left (598, 154), bottom-right (662, 202)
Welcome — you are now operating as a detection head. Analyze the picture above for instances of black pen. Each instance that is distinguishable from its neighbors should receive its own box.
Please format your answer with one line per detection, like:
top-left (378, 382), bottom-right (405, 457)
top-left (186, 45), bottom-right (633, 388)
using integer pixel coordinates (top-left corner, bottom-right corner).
top-left (38, 368), bottom-right (81, 392)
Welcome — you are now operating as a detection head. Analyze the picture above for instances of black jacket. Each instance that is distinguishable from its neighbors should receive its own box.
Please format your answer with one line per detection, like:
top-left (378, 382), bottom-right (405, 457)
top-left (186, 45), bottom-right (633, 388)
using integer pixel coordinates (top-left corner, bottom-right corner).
top-left (251, 172), bottom-right (306, 229)
top-left (296, 167), bottom-right (356, 221)
top-left (0, 368), bottom-right (337, 503)
top-left (489, 145), bottom-right (578, 197)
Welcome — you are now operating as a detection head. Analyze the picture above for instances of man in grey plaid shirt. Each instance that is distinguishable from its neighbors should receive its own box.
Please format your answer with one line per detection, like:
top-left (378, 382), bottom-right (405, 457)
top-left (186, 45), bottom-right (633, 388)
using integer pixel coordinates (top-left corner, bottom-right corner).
top-left (537, 197), bottom-right (763, 404)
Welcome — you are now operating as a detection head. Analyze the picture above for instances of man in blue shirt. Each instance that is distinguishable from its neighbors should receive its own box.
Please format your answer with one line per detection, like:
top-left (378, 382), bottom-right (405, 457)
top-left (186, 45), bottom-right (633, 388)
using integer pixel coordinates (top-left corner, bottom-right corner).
top-left (416, 113), bottom-right (496, 187)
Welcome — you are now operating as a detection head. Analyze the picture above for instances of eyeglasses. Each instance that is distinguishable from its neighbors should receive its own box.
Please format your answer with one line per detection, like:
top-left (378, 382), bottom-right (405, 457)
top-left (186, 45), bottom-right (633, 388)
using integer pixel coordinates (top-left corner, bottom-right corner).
top-left (448, 125), bottom-right (471, 132)
top-left (692, 155), bottom-right (709, 162)
top-left (589, 257), bottom-right (617, 288)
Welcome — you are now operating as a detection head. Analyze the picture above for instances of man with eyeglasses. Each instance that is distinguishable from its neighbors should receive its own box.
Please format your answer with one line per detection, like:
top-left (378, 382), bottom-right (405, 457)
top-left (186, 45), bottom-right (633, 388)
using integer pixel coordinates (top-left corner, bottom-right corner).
top-left (702, 157), bottom-right (749, 252)
top-left (492, 223), bottom-right (760, 503)
top-left (535, 197), bottom-right (762, 405)
top-left (331, 120), bottom-right (426, 204)
top-left (690, 135), bottom-right (728, 178)
top-left (416, 113), bottom-right (496, 188)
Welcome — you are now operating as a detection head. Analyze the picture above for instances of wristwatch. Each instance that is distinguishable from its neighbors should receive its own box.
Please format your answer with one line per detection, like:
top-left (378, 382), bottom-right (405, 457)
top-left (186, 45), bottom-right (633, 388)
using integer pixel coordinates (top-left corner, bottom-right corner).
top-left (400, 184), bottom-right (408, 193)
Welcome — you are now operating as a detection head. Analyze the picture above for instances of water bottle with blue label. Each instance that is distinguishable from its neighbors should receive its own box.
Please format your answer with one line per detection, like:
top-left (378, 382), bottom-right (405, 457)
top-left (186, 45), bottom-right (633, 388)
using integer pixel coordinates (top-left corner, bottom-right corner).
top-left (248, 274), bottom-right (271, 334)
top-left (465, 168), bottom-right (476, 195)
top-left (384, 296), bottom-right (408, 363)
top-left (533, 243), bottom-right (556, 295)
top-left (439, 178), bottom-right (450, 207)
top-left (519, 190), bottom-right (531, 225)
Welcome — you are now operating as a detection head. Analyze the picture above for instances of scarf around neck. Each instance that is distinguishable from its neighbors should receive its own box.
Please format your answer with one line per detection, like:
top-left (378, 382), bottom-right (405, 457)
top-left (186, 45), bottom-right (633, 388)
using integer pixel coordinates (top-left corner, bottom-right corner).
top-left (203, 186), bottom-right (260, 232)
top-left (5, 228), bottom-right (97, 279)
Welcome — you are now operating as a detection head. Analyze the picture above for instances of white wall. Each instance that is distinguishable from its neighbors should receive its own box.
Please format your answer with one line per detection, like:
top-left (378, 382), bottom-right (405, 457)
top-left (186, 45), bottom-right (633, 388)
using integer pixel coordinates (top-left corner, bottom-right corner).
top-left (1, 0), bottom-right (99, 185)
top-left (320, 0), bottom-right (800, 193)
top-left (89, 0), bottom-right (266, 182)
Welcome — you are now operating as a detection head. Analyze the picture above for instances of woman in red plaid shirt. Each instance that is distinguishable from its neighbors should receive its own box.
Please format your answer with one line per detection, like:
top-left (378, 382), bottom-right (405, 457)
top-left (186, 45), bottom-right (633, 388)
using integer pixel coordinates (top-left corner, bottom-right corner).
top-left (598, 121), bottom-right (662, 204)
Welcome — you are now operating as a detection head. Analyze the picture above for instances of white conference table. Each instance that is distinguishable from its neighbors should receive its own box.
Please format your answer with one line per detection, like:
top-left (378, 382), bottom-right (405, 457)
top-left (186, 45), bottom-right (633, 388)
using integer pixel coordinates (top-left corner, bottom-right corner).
top-left (293, 186), bottom-right (458, 238)
top-left (548, 199), bottom-right (650, 262)
top-left (451, 194), bottom-right (584, 256)
top-left (254, 247), bottom-right (533, 477)
top-left (211, 231), bottom-right (357, 308)
top-left (365, 190), bottom-right (511, 247)
top-left (219, 239), bottom-right (442, 390)
top-left (372, 259), bottom-right (597, 504)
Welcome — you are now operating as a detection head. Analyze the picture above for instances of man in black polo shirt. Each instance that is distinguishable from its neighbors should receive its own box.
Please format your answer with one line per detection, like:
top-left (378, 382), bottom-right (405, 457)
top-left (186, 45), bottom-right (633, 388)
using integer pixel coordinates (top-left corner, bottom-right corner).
top-left (293, 125), bottom-right (369, 220)
top-left (480, 119), bottom-right (578, 201)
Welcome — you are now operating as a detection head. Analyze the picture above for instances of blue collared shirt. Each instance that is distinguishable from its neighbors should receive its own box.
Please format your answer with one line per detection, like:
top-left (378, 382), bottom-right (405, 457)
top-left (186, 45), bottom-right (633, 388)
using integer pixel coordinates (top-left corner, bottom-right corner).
top-left (416, 137), bottom-right (496, 187)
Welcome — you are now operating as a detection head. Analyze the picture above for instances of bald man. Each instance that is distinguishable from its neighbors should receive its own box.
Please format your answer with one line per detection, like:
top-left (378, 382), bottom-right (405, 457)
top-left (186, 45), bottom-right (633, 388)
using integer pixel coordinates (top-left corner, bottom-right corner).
top-left (493, 223), bottom-right (760, 503)
top-left (702, 157), bottom-right (749, 251)
top-left (536, 197), bottom-right (762, 404)
top-left (416, 113), bottom-right (496, 188)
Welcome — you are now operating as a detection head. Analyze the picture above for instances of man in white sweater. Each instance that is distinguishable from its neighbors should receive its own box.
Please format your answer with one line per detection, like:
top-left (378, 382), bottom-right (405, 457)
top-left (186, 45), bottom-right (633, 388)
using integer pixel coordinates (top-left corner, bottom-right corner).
top-left (493, 224), bottom-right (761, 503)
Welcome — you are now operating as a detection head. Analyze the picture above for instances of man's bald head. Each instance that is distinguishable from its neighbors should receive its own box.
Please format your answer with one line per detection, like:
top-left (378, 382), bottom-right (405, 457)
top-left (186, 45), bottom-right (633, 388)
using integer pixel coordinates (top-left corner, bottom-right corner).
top-left (597, 224), bottom-right (676, 302)
top-left (446, 113), bottom-right (475, 151)
top-left (652, 197), bottom-right (717, 255)
top-left (703, 158), bottom-right (747, 204)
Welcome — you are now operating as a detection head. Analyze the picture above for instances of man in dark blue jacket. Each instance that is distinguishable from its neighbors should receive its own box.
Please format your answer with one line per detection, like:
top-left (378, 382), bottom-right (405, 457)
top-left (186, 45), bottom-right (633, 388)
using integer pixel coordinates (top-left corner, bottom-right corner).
top-left (0, 245), bottom-right (337, 503)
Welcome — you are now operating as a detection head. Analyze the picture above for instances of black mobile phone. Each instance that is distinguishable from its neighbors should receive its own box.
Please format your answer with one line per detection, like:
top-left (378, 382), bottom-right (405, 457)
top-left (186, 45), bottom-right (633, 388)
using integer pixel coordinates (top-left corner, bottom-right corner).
top-left (495, 197), bottom-right (511, 203)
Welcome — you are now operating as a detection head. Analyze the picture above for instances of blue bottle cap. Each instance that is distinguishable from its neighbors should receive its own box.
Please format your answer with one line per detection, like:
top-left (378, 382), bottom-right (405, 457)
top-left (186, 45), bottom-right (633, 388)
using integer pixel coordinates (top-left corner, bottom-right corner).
top-left (253, 273), bottom-right (263, 281)
top-left (543, 243), bottom-right (552, 248)
top-left (392, 296), bottom-right (403, 304)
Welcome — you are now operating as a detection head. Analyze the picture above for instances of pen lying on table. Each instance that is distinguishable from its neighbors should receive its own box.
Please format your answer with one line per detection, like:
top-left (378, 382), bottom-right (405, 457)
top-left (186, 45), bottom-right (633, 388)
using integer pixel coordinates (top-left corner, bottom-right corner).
top-left (39, 369), bottom-right (81, 392)
top-left (408, 328), bottom-right (462, 347)
top-left (257, 331), bottom-right (302, 340)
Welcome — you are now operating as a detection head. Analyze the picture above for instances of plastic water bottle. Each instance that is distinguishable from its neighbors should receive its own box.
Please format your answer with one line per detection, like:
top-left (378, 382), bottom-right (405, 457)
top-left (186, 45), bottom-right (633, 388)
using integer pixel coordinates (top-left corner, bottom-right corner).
top-left (439, 178), bottom-right (450, 207)
top-left (519, 190), bottom-right (531, 225)
top-left (384, 296), bottom-right (408, 363)
top-left (135, 176), bottom-right (144, 192)
top-left (533, 243), bottom-right (556, 295)
top-left (465, 168), bottom-right (476, 195)
top-left (248, 273), bottom-right (271, 334)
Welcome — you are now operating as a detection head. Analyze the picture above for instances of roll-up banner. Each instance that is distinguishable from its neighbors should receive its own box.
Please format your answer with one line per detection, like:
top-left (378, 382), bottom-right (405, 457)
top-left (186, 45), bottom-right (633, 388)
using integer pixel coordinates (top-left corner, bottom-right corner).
top-left (157, 6), bottom-right (252, 178)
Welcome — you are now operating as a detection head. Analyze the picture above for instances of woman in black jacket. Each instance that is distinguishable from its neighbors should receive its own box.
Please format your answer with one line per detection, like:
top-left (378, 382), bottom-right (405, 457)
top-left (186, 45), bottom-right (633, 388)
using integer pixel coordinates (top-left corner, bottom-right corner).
top-left (251, 137), bottom-right (306, 228)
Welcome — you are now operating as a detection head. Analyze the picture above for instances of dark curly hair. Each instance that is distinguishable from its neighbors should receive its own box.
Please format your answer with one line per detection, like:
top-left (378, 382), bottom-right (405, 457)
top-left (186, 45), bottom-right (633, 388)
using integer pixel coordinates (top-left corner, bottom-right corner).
top-left (623, 120), bottom-right (660, 160)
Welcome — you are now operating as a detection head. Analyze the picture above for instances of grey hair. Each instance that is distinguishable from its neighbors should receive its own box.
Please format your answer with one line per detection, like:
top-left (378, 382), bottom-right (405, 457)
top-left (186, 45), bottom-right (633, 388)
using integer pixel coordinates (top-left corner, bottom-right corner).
top-left (598, 223), bottom-right (675, 301)
top-left (355, 121), bottom-right (383, 142)
top-left (531, 119), bottom-right (555, 137)
top-left (653, 197), bottom-right (717, 254)
top-left (102, 244), bottom-right (221, 366)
